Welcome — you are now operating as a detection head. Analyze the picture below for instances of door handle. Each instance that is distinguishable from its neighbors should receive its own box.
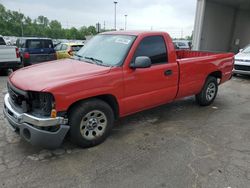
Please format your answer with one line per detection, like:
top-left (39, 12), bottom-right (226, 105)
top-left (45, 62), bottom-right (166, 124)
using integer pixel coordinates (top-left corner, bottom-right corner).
top-left (164, 70), bottom-right (173, 76)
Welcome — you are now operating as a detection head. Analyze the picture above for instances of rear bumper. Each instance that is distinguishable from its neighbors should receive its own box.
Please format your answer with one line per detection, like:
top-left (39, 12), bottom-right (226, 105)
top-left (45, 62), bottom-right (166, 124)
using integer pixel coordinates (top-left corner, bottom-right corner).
top-left (0, 61), bottom-right (22, 69)
top-left (23, 54), bottom-right (56, 66)
top-left (3, 93), bottom-right (70, 148)
top-left (233, 69), bottom-right (250, 75)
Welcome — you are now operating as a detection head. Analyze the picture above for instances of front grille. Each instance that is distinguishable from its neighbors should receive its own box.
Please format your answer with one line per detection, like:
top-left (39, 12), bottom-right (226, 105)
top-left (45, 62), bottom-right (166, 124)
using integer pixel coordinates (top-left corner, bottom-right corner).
top-left (234, 65), bottom-right (250, 71)
top-left (7, 82), bottom-right (29, 112)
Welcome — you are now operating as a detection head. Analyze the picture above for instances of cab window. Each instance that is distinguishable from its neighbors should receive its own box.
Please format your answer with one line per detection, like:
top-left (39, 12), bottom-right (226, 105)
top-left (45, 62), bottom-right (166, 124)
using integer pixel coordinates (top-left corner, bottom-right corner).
top-left (27, 40), bottom-right (43, 48)
top-left (54, 44), bottom-right (62, 51)
top-left (133, 36), bottom-right (168, 65)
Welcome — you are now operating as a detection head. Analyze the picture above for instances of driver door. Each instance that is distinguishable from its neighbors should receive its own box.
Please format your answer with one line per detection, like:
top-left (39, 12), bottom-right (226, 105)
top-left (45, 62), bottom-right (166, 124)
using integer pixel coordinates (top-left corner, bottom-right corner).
top-left (122, 35), bottom-right (179, 115)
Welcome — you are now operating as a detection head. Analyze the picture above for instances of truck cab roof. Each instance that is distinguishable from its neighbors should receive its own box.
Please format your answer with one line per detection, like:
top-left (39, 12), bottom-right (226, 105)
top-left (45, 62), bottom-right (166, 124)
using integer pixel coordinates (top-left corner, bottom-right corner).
top-left (102, 30), bottom-right (170, 36)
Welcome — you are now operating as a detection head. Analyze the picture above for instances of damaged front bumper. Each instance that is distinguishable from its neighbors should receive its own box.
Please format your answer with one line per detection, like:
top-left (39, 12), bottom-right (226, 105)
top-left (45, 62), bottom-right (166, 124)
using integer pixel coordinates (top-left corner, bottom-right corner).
top-left (3, 93), bottom-right (70, 148)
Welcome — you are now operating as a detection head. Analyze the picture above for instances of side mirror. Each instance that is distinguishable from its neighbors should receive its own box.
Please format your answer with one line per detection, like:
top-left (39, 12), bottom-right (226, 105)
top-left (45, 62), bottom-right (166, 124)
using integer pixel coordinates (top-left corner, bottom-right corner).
top-left (130, 56), bottom-right (151, 69)
top-left (239, 49), bottom-right (243, 52)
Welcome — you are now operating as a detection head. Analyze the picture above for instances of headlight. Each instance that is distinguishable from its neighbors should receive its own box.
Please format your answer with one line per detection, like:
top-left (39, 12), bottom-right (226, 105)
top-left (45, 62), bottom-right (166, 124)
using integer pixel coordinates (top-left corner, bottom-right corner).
top-left (28, 91), bottom-right (55, 116)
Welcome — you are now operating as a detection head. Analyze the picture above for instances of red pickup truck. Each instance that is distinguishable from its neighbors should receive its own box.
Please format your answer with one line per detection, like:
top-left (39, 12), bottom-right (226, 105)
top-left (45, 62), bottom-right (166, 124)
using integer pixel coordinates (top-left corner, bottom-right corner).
top-left (3, 31), bottom-right (234, 148)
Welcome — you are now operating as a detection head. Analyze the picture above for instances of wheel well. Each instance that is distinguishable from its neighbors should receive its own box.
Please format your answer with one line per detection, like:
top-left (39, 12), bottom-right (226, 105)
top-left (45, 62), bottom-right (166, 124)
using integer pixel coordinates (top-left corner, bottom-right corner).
top-left (67, 94), bottom-right (119, 119)
top-left (209, 71), bottom-right (222, 79)
top-left (96, 95), bottom-right (119, 119)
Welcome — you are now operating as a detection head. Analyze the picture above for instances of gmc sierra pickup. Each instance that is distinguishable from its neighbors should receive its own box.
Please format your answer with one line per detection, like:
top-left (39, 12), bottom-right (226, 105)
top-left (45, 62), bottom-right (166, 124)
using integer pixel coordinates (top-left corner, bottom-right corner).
top-left (3, 31), bottom-right (234, 148)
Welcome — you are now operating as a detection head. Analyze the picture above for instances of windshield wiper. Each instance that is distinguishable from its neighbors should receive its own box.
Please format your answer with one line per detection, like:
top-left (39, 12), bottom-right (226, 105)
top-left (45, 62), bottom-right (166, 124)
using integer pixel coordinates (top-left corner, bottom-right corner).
top-left (75, 54), bottom-right (83, 58)
top-left (74, 54), bottom-right (84, 59)
top-left (72, 54), bottom-right (95, 65)
top-left (84, 56), bottom-right (103, 64)
top-left (72, 55), bottom-right (106, 66)
top-left (71, 54), bottom-right (83, 60)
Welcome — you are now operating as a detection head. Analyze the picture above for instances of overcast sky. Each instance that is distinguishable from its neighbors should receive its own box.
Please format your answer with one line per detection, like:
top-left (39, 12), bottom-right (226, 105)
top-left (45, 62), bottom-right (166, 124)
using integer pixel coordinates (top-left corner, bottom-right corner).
top-left (1, 0), bottom-right (197, 38)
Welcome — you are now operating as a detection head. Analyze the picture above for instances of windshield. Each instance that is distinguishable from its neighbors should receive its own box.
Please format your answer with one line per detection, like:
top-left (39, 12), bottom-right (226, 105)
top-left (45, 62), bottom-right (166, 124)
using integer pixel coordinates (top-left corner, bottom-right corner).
top-left (75, 34), bottom-right (136, 66)
top-left (242, 45), bottom-right (250, 53)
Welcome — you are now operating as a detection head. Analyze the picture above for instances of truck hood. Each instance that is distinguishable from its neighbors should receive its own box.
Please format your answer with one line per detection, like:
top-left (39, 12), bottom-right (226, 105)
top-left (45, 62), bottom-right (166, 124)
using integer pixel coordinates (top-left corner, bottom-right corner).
top-left (9, 59), bottom-right (111, 91)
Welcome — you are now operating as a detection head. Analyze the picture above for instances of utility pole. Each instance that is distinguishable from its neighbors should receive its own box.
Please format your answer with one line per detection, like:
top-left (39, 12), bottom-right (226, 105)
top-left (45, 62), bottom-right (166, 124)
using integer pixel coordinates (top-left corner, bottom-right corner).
top-left (103, 21), bottom-right (106, 31)
top-left (124, 14), bottom-right (127, 30)
top-left (19, 9), bottom-right (24, 37)
top-left (114, 1), bottom-right (118, 30)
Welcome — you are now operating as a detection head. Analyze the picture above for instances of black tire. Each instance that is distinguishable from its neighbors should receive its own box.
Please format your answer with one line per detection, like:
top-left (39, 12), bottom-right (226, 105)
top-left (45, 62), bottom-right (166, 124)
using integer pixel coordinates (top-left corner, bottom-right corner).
top-left (0, 69), bottom-right (8, 76)
top-left (196, 76), bottom-right (218, 106)
top-left (12, 65), bottom-right (24, 72)
top-left (69, 99), bottom-right (114, 148)
top-left (12, 67), bottom-right (19, 72)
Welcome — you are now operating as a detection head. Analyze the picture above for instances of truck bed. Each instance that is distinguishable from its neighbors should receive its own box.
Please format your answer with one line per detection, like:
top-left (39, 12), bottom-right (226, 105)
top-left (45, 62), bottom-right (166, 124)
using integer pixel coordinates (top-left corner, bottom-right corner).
top-left (176, 50), bottom-right (219, 59)
top-left (175, 50), bottom-right (234, 99)
top-left (0, 45), bottom-right (19, 63)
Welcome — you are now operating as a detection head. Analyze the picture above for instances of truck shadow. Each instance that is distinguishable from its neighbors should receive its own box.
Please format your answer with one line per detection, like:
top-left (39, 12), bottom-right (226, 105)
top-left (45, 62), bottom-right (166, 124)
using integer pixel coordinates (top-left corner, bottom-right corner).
top-left (16, 97), bottom-right (199, 160)
top-left (111, 96), bottom-right (200, 137)
top-left (15, 96), bottom-right (223, 162)
top-left (233, 74), bottom-right (250, 81)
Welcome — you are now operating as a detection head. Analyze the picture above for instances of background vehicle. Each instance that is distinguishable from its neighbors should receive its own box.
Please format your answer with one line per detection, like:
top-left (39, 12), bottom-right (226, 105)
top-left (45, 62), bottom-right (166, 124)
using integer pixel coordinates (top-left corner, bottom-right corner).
top-left (55, 43), bottom-right (84, 59)
top-left (233, 45), bottom-right (250, 75)
top-left (4, 31), bottom-right (234, 149)
top-left (0, 35), bottom-right (22, 72)
top-left (173, 40), bottom-right (191, 50)
top-left (16, 38), bottom-right (56, 66)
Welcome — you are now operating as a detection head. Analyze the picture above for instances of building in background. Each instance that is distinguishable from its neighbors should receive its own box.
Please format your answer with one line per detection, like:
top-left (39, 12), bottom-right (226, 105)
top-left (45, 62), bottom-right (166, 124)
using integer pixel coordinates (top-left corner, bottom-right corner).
top-left (193, 0), bottom-right (250, 53)
top-left (96, 23), bottom-right (101, 33)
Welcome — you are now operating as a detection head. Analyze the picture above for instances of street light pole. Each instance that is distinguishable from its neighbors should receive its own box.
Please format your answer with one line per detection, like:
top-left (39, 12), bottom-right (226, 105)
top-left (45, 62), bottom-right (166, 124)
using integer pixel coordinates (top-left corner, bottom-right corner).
top-left (114, 1), bottom-right (118, 30)
top-left (124, 14), bottom-right (127, 30)
top-left (19, 9), bottom-right (24, 37)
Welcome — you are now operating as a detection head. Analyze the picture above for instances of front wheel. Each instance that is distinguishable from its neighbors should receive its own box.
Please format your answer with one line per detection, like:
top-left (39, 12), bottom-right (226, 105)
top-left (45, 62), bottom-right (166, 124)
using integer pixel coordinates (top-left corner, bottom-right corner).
top-left (196, 76), bottom-right (218, 106)
top-left (69, 99), bottom-right (114, 148)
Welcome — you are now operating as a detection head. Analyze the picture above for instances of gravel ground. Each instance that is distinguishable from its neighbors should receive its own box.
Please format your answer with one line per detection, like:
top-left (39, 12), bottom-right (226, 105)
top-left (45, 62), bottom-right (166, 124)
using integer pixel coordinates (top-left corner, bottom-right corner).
top-left (0, 74), bottom-right (250, 188)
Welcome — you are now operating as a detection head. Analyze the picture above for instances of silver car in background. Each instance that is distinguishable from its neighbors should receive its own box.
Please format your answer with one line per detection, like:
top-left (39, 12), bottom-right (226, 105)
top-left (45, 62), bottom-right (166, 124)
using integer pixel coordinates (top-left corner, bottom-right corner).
top-left (173, 40), bottom-right (191, 50)
top-left (234, 45), bottom-right (250, 75)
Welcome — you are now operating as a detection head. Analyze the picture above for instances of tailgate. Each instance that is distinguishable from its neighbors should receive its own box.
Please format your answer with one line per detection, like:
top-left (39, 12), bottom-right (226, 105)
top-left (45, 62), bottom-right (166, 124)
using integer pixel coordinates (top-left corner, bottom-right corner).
top-left (28, 48), bottom-right (56, 63)
top-left (0, 46), bottom-right (19, 62)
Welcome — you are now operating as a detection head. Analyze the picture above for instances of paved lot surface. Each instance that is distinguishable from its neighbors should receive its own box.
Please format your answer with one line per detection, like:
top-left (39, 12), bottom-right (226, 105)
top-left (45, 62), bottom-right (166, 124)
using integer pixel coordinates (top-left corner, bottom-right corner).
top-left (0, 74), bottom-right (250, 188)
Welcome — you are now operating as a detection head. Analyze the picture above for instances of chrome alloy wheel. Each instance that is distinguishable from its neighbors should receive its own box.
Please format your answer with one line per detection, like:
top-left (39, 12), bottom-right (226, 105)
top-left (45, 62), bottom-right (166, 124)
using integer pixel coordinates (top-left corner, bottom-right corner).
top-left (80, 110), bottom-right (107, 140)
top-left (206, 82), bottom-right (216, 101)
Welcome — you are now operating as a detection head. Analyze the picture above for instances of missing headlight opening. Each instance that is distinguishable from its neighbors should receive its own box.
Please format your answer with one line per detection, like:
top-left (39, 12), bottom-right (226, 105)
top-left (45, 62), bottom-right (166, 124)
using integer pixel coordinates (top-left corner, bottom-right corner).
top-left (29, 91), bottom-right (55, 116)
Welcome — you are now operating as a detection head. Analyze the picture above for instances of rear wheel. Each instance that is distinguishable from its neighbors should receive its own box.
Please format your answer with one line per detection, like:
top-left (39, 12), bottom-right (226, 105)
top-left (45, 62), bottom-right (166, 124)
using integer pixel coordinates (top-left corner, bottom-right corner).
top-left (13, 63), bottom-right (24, 71)
top-left (12, 65), bottom-right (23, 72)
top-left (69, 99), bottom-right (114, 148)
top-left (196, 76), bottom-right (218, 106)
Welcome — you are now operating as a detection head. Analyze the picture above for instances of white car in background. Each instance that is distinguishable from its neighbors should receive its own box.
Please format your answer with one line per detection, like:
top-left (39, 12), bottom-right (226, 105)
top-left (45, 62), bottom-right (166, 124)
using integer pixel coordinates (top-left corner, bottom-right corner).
top-left (234, 45), bottom-right (250, 75)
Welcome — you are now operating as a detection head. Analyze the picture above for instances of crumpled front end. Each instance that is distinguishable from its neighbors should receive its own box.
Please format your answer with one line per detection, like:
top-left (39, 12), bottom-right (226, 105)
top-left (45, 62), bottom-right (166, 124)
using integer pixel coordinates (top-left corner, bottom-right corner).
top-left (3, 81), bottom-right (70, 149)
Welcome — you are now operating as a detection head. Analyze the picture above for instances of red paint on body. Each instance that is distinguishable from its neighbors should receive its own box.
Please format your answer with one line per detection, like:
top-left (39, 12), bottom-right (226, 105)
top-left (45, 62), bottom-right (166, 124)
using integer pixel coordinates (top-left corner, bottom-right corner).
top-left (9, 31), bottom-right (234, 117)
